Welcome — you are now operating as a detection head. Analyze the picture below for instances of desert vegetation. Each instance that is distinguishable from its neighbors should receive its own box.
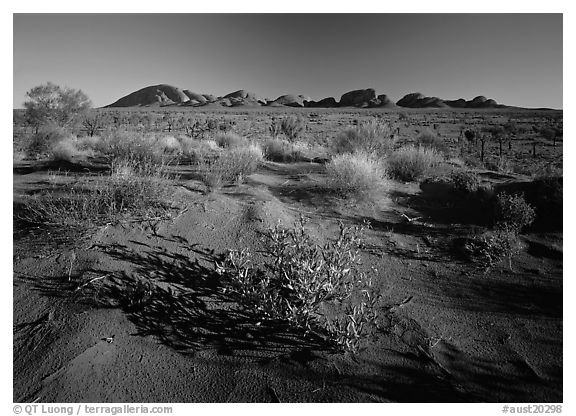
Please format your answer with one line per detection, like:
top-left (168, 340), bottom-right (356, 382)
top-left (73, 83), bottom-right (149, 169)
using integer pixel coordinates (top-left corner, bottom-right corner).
top-left (13, 83), bottom-right (563, 403)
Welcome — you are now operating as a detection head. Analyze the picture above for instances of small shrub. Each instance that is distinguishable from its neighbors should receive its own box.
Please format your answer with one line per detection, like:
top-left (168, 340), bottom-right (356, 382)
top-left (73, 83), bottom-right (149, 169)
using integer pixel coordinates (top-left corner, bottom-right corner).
top-left (325, 152), bottom-right (387, 200)
top-left (269, 118), bottom-right (282, 138)
top-left (20, 158), bottom-right (173, 227)
top-left (157, 135), bottom-right (182, 154)
top-left (27, 123), bottom-right (71, 156)
top-left (493, 192), bottom-right (536, 232)
top-left (220, 218), bottom-right (381, 352)
top-left (50, 138), bottom-right (80, 162)
top-left (450, 170), bottom-right (481, 194)
top-left (198, 144), bottom-right (263, 190)
top-left (417, 130), bottom-right (448, 154)
top-left (387, 146), bottom-right (444, 182)
top-left (214, 132), bottom-right (246, 148)
top-left (334, 119), bottom-right (395, 156)
top-left (95, 131), bottom-right (165, 165)
top-left (262, 137), bottom-right (303, 162)
top-left (484, 156), bottom-right (513, 173)
top-left (280, 115), bottom-right (305, 142)
top-left (461, 229), bottom-right (520, 271)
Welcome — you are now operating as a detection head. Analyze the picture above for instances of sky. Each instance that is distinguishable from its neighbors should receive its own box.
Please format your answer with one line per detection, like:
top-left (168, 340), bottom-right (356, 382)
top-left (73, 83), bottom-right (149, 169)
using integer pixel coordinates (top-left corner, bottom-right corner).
top-left (13, 13), bottom-right (563, 109)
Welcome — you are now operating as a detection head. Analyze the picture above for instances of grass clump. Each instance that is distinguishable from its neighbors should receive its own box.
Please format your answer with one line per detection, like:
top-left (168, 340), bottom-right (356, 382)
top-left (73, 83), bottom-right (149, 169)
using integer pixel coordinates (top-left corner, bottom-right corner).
top-left (20, 157), bottom-right (174, 227)
top-left (214, 132), bottom-right (247, 148)
top-left (387, 145), bottom-right (444, 182)
top-left (220, 217), bottom-right (381, 353)
top-left (334, 118), bottom-right (396, 156)
top-left (325, 152), bottom-right (387, 200)
top-left (198, 144), bottom-right (263, 191)
top-left (417, 130), bottom-right (448, 154)
top-left (262, 137), bottom-right (304, 162)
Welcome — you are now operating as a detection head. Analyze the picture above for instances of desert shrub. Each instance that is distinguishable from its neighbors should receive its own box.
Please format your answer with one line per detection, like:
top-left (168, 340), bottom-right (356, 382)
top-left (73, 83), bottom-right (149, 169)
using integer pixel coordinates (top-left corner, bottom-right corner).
top-left (24, 82), bottom-right (91, 130)
top-left (50, 138), bottom-right (80, 162)
top-left (269, 117), bottom-right (282, 138)
top-left (325, 152), bottom-right (387, 200)
top-left (20, 159), bottom-right (173, 228)
top-left (198, 144), bottom-right (263, 190)
top-left (157, 135), bottom-right (182, 154)
top-left (214, 132), bottom-right (246, 148)
top-left (450, 170), bottom-right (481, 194)
top-left (460, 229), bottom-right (520, 271)
top-left (387, 146), bottom-right (444, 182)
top-left (94, 131), bottom-right (159, 162)
top-left (13, 150), bottom-right (27, 162)
top-left (464, 130), bottom-right (476, 141)
top-left (484, 156), bottom-right (513, 173)
top-left (417, 130), bottom-right (448, 154)
top-left (262, 137), bottom-right (303, 162)
top-left (333, 119), bottom-right (395, 156)
top-left (27, 123), bottom-right (71, 156)
top-left (220, 218), bottom-right (381, 352)
top-left (280, 115), bottom-right (306, 142)
top-left (93, 131), bottom-right (180, 168)
top-left (493, 192), bottom-right (536, 232)
top-left (178, 136), bottom-right (219, 163)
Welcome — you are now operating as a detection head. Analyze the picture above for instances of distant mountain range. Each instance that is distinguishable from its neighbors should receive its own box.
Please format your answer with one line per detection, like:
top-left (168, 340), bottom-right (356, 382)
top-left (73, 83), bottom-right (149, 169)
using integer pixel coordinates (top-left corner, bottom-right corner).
top-left (104, 84), bottom-right (525, 109)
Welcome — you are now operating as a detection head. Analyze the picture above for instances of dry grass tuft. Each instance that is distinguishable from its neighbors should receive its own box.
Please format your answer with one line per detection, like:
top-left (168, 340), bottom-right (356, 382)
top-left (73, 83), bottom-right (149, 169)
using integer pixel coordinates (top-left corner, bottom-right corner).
top-left (387, 145), bottom-right (444, 182)
top-left (325, 152), bottom-right (388, 200)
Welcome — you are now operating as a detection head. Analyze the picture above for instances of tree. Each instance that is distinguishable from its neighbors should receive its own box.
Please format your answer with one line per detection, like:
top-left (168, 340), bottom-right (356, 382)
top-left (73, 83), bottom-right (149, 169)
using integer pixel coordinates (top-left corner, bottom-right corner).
top-left (24, 82), bottom-right (92, 132)
top-left (82, 111), bottom-right (110, 136)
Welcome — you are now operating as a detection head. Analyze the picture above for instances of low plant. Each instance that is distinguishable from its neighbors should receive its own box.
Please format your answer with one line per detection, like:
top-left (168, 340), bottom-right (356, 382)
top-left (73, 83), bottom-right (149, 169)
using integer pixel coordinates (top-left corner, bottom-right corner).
top-left (280, 115), bottom-right (306, 142)
top-left (198, 144), bottom-right (263, 191)
top-left (220, 217), bottom-right (381, 352)
top-left (417, 130), bottom-right (448, 154)
top-left (461, 229), bottom-right (520, 271)
top-left (333, 118), bottom-right (395, 156)
top-left (20, 157), bottom-right (174, 227)
top-left (214, 132), bottom-right (246, 148)
top-left (325, 152), bottom-right (387, 200)
top-left (387, 145), bottom-right (444, 182)
top-left (262, 137), bottom-right (303, 163)
top-left (450, 170), bottom-right (481, 194)
top-left (493, 192), bottom-right (536, 232)
top-left (27, 123), bottom-right (71, 156)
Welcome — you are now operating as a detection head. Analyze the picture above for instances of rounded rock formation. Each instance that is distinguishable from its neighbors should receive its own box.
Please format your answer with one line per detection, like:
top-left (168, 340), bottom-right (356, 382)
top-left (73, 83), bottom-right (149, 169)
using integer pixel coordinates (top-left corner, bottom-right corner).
top-left (339, 88), bottom-right (377, 107)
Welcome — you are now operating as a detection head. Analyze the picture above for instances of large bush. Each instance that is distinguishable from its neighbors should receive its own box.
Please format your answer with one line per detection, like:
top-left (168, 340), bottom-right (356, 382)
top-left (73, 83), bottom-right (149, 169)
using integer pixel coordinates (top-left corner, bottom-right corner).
top-left (24, 82), bottom-right (91, 131)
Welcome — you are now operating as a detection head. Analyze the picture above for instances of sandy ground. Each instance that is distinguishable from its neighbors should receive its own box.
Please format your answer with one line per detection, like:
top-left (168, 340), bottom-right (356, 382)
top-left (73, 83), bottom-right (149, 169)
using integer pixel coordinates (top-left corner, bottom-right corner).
top-left (13, 158), bottom-right (562, 402)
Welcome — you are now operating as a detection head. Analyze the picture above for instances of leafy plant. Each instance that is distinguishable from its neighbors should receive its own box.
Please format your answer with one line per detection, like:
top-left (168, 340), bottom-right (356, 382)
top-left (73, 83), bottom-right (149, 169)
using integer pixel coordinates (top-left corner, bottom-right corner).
top-left (493, 192), bottom-right (536, 232)
top-left (450, 170), bottom-right (481, 194)
top-left (220, 217), bottom-right (381, 352)
top-left (461, 229), bottom-right (520, 271)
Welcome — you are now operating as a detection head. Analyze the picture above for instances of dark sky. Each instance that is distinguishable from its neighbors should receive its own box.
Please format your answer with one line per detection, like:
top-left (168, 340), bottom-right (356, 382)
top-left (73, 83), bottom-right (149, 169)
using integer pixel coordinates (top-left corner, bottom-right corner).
top-left (13, 14), bottom-right (563, 108)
